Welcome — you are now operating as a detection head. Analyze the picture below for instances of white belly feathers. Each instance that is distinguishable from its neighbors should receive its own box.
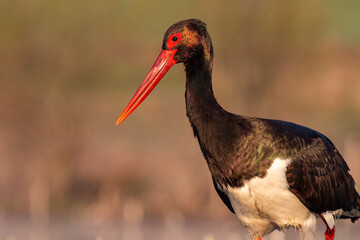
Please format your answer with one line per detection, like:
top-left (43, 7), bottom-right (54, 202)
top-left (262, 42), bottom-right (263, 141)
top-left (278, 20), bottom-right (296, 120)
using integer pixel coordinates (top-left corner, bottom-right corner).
top-left (224, 158), bottom-right (317, 237)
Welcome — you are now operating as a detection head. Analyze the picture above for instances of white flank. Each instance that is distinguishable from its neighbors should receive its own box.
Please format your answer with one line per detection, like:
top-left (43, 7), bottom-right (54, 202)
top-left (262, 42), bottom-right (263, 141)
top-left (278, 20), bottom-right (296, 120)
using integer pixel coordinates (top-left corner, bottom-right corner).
top-left (322, 210), bottom-right (342, 229)
top-left (225, 158), bottom-right (316, 238)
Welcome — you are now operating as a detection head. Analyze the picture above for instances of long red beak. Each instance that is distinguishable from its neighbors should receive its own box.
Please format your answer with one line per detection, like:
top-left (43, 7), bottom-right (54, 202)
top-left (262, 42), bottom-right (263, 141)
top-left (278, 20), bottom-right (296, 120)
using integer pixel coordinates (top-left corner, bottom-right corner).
top-left (116, 49), bottom-right (178, 125)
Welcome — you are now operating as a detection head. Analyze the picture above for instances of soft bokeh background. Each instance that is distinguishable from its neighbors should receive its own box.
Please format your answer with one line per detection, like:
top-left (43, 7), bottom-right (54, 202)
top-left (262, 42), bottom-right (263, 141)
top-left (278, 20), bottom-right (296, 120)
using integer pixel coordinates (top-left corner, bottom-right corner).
top-left (0, 0), bottom-right (359, 239)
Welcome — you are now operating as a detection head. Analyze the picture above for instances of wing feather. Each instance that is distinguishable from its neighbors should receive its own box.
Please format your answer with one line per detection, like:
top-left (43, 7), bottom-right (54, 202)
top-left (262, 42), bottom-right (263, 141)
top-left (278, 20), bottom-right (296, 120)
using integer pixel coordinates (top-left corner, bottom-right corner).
top-left (285, 131), bottom-right (359, 213)
top-left (212, 178), bottom-right (235, 214)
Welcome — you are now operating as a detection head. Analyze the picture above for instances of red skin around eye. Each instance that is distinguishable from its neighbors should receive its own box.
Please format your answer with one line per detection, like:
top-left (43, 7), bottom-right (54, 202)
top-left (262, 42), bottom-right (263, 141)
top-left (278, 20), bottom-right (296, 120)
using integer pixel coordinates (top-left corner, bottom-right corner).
top-left (166, 33), bottom-right (182, 49)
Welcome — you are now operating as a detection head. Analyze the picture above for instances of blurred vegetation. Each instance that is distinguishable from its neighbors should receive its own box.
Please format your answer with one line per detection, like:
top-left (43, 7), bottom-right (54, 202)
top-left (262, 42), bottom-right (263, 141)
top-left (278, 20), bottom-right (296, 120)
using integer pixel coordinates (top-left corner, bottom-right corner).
top-left (0, 0), bottom-right (359, 228)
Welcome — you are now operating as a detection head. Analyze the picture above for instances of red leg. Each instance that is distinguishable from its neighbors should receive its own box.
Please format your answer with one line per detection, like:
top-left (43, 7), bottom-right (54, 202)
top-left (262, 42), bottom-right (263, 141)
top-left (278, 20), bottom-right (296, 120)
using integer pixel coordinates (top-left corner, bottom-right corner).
top-left (320, 214), bottom-right (335, 240)
top-left (325, 226), bottom-right (335, 240)
top-left (256, 237), bottom-right (261, 240)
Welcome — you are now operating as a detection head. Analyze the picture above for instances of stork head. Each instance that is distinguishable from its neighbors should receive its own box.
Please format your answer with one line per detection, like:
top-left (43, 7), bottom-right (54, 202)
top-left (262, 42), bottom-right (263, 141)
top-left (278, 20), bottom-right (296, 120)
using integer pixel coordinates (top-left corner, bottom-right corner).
top-left (116, 19), bottom-right (213, 125)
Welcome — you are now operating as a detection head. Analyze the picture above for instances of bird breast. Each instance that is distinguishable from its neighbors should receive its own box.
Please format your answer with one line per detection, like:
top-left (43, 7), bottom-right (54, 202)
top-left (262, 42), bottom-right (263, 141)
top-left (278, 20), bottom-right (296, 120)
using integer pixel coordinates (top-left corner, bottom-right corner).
top-left (224, 158), bottom-right (317, 237)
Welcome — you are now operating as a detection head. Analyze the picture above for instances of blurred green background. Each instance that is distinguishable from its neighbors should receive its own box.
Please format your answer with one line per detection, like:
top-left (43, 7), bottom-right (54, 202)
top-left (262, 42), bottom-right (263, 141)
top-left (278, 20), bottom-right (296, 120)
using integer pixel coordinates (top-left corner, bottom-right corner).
top-left (0, 0), bottom-right (359, 239)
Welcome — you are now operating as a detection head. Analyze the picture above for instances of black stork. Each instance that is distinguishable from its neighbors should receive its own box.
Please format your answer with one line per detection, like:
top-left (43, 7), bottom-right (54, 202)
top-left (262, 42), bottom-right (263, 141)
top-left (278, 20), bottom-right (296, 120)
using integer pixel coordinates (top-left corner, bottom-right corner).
top-left (116, 19), bottom-right (360, 240)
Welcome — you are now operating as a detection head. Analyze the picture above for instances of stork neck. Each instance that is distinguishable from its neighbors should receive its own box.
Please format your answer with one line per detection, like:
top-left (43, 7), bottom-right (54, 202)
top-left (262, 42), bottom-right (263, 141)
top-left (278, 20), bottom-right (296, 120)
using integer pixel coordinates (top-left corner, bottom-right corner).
top-left (185, 60), bottom-right (221, 125)
top-left (184, 59), bottom-right (240, 176)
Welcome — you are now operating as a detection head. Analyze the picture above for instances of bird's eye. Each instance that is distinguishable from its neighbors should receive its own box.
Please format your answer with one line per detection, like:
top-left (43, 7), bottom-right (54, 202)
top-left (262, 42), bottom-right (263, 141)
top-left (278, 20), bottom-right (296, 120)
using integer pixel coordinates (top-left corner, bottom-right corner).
top-left (166, 33), bottom-right (182, 49)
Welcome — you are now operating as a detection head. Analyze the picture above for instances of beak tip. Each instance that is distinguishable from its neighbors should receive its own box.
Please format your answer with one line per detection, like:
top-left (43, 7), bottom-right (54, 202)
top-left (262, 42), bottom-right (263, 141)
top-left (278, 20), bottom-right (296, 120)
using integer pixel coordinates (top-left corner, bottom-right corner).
top-left (116, 113), bottom-right (127, 125)
top-left (115, 118), bottom-right (123, 126)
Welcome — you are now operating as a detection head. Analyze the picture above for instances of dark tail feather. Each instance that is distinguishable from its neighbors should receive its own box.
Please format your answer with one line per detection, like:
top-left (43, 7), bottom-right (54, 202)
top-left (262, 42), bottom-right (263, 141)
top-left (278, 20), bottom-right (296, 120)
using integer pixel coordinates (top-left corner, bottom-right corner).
top-left (340, 211), bottom-right (360, 222)
top-left (340, 198), bottom-right (360, 223)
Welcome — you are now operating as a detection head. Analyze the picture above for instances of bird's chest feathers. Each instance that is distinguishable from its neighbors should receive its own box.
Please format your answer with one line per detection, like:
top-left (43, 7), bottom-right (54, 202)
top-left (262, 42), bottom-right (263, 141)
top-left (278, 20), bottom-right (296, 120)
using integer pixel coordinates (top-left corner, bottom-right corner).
top-left (223, 158), bottom-right (315, 235)
top-left (226, 158), bottom-right (291, 214)
top-left (190, 117), bottom-right (240, 178)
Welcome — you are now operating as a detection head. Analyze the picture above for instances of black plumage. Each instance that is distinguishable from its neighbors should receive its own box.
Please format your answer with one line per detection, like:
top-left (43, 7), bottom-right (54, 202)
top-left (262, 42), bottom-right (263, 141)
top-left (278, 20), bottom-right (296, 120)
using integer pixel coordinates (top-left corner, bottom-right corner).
top-left (173, 20), bottom-right (359, 220)
top-left (117, 19), bottom-right (360, 239)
